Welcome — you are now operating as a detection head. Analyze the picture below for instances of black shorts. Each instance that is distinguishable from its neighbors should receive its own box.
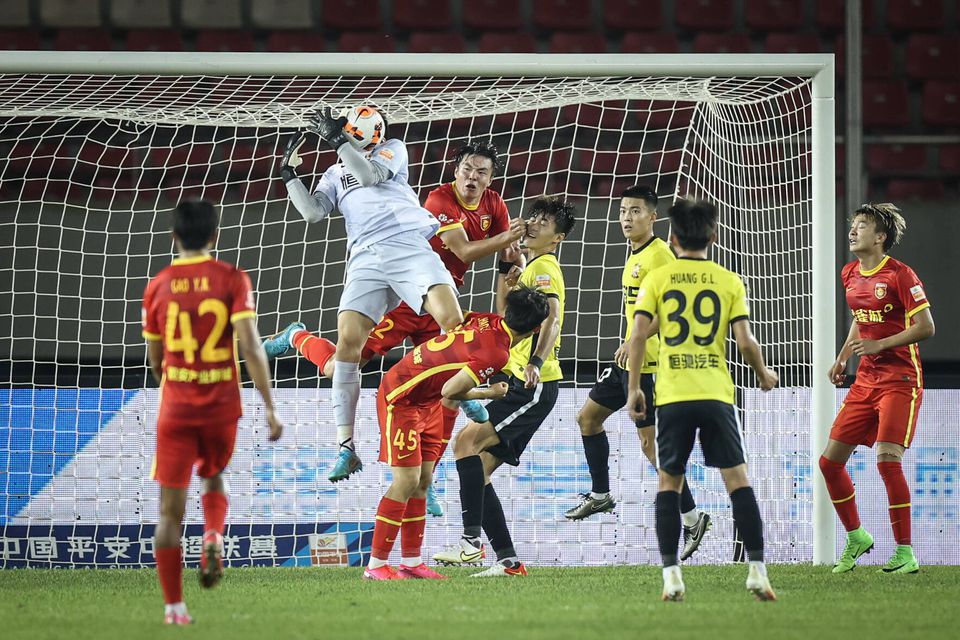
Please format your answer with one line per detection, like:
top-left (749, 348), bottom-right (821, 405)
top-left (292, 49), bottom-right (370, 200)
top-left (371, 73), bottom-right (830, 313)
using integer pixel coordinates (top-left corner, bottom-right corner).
top-left (588, 364), bottom-right (656, 428)
top-left (656, 400), bottom-right (746, 475)
top-left (484, 377), bottom-right (560, 466)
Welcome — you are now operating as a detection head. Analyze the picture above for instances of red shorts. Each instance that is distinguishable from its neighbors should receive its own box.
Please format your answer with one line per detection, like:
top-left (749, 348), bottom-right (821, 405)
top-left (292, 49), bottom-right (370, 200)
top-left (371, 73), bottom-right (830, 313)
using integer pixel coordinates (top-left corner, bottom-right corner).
top-left (362, 303), bottom-right (442, 360)
top-left (377, 393), bottom-right (444, 468)
top-left (831, 384), bottom-right (923, 448)
top-left (151, 412), bottom-right (238, 488)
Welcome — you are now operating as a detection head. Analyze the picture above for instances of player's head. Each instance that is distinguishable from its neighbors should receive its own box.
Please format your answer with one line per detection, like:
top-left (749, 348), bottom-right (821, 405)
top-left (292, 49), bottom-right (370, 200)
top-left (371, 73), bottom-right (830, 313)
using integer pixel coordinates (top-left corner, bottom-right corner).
top-left (850, 203), bottom-right (906, 254)
top-left (619, 185), bottom-right (658, 242)
top-left (451, 139), bottom-right (503, 201)
top-left (503, 285), bottom-right (550, 338)
top-left (523, 196), bottom-right (577, 252)
top-left (339, 105), bottom-right (387, 151)
top-left (668, 198), bottom-right (717, 252)
top-left (171, 199), bottom-right (218, 251)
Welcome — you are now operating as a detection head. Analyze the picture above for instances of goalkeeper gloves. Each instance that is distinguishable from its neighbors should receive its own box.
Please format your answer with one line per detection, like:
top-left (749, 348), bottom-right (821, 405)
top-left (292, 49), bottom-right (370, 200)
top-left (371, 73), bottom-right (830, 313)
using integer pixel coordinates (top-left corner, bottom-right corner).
top-left (279, 131), bottom-right (306, 183)
top-left (308, 106), bottom-right (350, 151)
top-left (460, 399), bottom-right (489, 423)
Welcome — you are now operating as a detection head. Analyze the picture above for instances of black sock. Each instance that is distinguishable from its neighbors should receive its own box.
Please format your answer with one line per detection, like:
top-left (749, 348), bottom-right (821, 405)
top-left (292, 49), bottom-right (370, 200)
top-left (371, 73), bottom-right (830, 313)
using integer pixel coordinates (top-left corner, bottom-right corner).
top-left (581, 432), bottom-right (610, 494)
top-left (730, 486), bottom-right (764, 562)
top-left (456, 456), bottom-right (485, 539)
top-left (655, 490), bottom-right (681, 567)
top-left (680, 479), bottom-right (696, 515)
top-left (481, 483), bottom-right (516, 561)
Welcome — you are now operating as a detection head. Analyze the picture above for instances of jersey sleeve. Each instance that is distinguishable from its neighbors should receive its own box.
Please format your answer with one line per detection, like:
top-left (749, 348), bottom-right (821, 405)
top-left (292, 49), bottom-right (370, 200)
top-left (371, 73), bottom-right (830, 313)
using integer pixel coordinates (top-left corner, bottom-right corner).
top-left (424, 188), bottom-right (465, 234)
top-left (635, 271), bottom-right (660, 320)
top-left (649, 243), bottom-right (675, 270)
top-left (230, 269), bottom-right (257, 324)
top-left (141, 278), bottom-right (162, 340)
top-left (729, 276), bottom-right (750, 323)
top-left (464, 345), bottom-right (510, 385)
top-left (523, 258), bottom-right (563, 299)
top-left (489, 196), bottom-right (510, 235)
top-left (369, 139), bottom-right (408, 178)
top-left (314, 166), bottom-right (340, 205)
top-left (896, 264), bottom-right (930, 319)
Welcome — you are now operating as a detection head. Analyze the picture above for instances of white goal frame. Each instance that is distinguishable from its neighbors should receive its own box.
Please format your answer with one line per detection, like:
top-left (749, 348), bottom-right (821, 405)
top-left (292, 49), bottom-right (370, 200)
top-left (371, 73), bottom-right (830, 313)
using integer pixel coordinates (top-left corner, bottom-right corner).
top-left (0, 51), bottom-right (836, 565)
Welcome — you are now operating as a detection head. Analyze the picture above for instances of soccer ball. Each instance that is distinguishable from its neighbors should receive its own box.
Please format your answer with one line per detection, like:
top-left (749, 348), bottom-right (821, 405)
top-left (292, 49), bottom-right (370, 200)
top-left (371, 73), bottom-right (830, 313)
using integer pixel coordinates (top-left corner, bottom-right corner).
top-left (339, 105), bottom-right (386, 150)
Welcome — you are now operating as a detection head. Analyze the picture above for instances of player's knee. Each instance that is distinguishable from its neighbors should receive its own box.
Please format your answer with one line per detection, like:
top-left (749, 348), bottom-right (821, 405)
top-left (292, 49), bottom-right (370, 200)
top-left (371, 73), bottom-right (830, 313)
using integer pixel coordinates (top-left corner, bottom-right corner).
top-left (390, 472), bottom-right (421, 499)
top-left (876, 444), bottom-right (904, 462)
top-left (453, 426), bottom-right (478, 458)
top-left (576, 409), bottom-right (602, 435)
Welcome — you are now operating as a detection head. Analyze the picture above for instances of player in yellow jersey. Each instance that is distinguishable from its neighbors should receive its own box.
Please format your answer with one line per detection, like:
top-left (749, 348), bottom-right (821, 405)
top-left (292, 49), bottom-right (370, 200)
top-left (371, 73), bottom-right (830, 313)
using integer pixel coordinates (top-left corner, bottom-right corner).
top-left (626, 199), bottom-right (778, 602)
top-left (434, 196), bottom-right (576, 577)
top-left (565, 185), bottom-right (712, 560)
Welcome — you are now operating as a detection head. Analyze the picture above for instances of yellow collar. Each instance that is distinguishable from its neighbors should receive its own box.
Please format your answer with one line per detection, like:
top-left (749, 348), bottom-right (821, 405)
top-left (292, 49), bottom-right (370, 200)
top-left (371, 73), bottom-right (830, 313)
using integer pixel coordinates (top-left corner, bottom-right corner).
top-left (172, 255), bottom-right (213, 266)
top-left (859, 255), bottom-right (890, 276)
top-left (451, 182), bottom-right (480, 211)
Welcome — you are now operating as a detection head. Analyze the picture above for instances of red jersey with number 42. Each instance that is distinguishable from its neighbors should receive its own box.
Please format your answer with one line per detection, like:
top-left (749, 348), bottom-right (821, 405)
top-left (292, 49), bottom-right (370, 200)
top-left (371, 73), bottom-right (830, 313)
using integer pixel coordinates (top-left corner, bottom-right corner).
top-left (842, 256), bottom-right (930, 388)
top-left (142, 256), bottom-right (256, 420)
top-left (380, 313), bottom-right (513, 407)
top-left (424, 182), bottom-right (510, 288)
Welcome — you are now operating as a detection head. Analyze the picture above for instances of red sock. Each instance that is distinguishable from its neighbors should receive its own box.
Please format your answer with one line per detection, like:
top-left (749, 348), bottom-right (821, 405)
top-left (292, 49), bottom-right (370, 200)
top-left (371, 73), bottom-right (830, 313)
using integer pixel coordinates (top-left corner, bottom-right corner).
top-left (293, 331), bottom-right (336, 374)
top-left (401, 497), bottom-right (427, 560)
top-left (371, 497), bottom-right (407, 561)
top-left (878, 461), bottom-right (911, 545)
top-left (436, 404), bottom-right (459, 459)
top-left (202, 490), bottom-right (228, 535)
top-left (155, 546), bottom-right (183, 605)
top-left (819, 456), bottom-right (861, 532)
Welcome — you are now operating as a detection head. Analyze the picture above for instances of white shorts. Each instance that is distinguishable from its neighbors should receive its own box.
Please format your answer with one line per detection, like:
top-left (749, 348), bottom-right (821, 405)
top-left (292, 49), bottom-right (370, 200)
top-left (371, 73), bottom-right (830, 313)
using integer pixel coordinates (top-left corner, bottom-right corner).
top-left (339, 231), bottom-right (456, 322)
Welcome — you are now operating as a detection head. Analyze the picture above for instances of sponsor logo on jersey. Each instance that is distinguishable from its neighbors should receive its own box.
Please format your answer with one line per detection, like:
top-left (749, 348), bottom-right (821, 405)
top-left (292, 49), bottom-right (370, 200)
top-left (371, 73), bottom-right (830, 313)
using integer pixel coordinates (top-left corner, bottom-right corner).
top-left (378, 148), bottom-right (394, 160)
top-left (340, 173), bottom-right (360, 190)
top-left (480, 214), bottom-right (492, 231)
top-left (535, 274), bottom-right (551, 289)
top-left (875, 282), bottom-right (888, 299)
top-left (910, 285), bottom-right (926, 302)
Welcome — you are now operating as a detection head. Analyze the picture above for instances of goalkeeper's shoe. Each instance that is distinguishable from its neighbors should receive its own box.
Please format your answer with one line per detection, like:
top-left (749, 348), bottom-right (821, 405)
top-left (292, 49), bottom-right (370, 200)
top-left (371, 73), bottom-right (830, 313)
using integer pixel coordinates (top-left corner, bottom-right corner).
top-left (163, 604), bottom-right (194, 626)
top-left (328, 448), bottom-right (363, 482)
top-left (746, 563), bottom-right (777, 601)
top-left (661, 566), bottom-right (685, 602)
top-left (680, 511), bottom-right (712, 561)
top-left (198, 530), bottom-right (224, 589)
top-left (426, 483), bottom-right (443, 517)
top-left (262, 321), bottom-right (306, 359)
top-left (880, 545), bottom-right (920, 574)
top-left (564, 492), bottom-right (616, 520)
top-left (832, 527), bottom-right (874, 573)
top-left (362, 565), bottom-right (400, 581)
top-left (460, 399), bottom-right (489, 423)
top-left (470, 559), bottom-right (528, 578)
top-left (433, 537), bottom-right (485, 566)
top-left (398, 563), bottom-right (447, 580)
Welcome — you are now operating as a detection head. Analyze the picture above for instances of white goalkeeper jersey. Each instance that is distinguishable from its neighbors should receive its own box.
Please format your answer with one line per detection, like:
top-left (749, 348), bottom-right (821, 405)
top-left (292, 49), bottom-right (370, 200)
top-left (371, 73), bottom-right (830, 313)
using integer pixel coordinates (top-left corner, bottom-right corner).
top-left (313, 138), bottom-right (439, 252)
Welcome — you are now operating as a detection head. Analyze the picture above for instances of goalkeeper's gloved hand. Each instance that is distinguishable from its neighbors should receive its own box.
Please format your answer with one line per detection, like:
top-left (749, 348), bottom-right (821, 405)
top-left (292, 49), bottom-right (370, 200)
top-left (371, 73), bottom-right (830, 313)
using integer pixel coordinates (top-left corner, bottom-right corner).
top-left (279, 131), bottom-right (306, 183)
top-left (460, 399), bottom-right (489, 424)
top-left (308, 107), bottom-right (349, 151)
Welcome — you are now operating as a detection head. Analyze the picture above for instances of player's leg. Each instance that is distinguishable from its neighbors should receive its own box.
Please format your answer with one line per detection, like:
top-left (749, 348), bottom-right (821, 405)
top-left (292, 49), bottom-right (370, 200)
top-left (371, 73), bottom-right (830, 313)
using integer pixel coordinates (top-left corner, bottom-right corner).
top-left (384, 231), bottom-right (463, 332)
top-left (443, 419), bottom-right (502, 562)
top-left (397, 457), bottom-right (446, 580)
top-left (424, 399), bottom-right (459, 518)
top-left (195, 419), bottom-right (238, 589)
top-left (470, 452), bottom-right (528, 578)
top-left (422, 283), bottom-right (464, 332)
top-left (565, 379), bottom-right (617, 519)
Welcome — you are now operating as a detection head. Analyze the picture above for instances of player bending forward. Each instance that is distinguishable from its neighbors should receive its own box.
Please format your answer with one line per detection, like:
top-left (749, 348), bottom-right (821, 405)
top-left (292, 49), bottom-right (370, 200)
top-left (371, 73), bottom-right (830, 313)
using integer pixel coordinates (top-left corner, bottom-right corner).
top-left (142, 201), bottom-right (283, 624)
top-left (364, 288), bottom-right (550, 580)
top-left (268, 139), bottom-right (525, 488)
top-left (626, 199), bottom-right (778, 602)
top-left (434, 197), bottom-right (575, 576)
top-left (820, 203), bottom-right (934, 575)
top-left (566, 185), bottom-right (712, 561)
top-left (276, 105), bottom-right (465, 482)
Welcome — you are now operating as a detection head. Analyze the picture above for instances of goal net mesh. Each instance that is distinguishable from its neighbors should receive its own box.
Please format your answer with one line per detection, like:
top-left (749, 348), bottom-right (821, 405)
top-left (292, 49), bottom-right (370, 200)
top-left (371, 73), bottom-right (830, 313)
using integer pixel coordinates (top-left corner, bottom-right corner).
top-left (0, 72), bottom-right (813, 567)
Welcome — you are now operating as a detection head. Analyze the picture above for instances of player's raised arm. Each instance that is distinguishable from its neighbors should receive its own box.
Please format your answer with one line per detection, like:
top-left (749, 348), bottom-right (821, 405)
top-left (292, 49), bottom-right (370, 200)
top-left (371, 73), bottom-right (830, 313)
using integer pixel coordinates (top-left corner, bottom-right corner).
top-left (235, 317), bottom-right (283, 441)
top-left (310, 106), bottom-right (392, 187)
top-left (731, 319), bottom-right (778, 391)
top-left (278, 131), bottom-right (335, 224)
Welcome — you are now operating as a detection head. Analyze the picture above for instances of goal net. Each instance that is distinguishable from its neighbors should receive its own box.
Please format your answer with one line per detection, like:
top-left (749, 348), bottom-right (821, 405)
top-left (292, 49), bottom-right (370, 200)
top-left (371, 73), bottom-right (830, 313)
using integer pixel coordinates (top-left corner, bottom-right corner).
top-left (0, 54), bottom-right (830, 568)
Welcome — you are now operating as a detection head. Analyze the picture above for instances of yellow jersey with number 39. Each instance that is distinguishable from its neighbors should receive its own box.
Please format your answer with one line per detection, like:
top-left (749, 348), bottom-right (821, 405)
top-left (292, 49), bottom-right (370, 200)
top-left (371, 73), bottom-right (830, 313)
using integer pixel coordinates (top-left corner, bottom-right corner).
top-left (635, 257), bottom-right (749, 406)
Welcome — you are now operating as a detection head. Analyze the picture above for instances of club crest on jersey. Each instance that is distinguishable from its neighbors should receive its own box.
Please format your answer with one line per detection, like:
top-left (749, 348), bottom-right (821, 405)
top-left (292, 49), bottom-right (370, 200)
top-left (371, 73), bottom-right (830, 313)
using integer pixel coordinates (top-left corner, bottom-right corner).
top-left (480, 214), bottom-right (492, 231)
top-left (632, 263), bottom-right (642, 279)
top-left (874, 282), bottom-right (888, 299)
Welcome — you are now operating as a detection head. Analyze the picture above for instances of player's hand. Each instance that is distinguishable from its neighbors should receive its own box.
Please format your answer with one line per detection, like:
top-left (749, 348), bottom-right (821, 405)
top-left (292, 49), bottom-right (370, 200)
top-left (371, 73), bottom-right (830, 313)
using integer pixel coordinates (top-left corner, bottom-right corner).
top-left (523, 363), bottom-right (541, 389)
top-left (500, 240), bottom-right (524, 266)
top-left (627, 388), bottom-right (647, 423)
top-left (614, 342), bottom-right (629, 369)
top-left (850, 338), bottom-right (883, 356)
top-left (758, 368), bottom-right (779, 391)
top-left (504, 217), bottom-right (526, 243)
top-left (504, 265), bottom-right (523, 288)
top-left (828, 359), bottom-right (847, 386)
top-left (308, 107), bottom-right (349, 150)
top-left (265, 408), bottom-right (284, 442)
top-left (279, 132), bottom-right (306, 182)
top-left (487, 381), bottom-right (509, 399)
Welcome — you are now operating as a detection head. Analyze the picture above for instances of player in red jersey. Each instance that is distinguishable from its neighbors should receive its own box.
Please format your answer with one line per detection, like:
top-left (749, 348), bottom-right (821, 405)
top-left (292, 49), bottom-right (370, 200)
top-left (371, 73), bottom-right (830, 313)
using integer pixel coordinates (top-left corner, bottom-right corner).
top-left (819, 204), bottom-right (935, 575)
top-left (362, 287), bottom-right (550, 580)
top-left (142, 201), bottom-right (283, 624)
top-left (263, 140), bottom-right (525, 484)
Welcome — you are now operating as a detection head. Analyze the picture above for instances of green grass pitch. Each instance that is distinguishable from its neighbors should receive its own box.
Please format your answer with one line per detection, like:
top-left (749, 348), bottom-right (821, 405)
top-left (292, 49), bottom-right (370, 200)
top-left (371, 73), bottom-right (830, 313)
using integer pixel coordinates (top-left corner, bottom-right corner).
top-left (2, 565), bottom-right (958, 640)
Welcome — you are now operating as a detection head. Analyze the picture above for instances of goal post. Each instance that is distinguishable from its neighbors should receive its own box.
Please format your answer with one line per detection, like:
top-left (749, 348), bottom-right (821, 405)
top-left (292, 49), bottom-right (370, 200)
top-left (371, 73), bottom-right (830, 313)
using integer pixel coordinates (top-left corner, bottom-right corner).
top-left (0, 52), bottom-right (835, 567)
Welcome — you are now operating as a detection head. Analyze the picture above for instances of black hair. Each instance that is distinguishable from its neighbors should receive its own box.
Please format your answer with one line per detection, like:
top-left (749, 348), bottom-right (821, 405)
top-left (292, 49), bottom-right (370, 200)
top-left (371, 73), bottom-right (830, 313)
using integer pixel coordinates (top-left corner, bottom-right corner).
top-left (171, 199), bottom-right (219, 250)
top-left (504, 286), bottom-right (550, 335)
top-left (854, 203), bottom-right (906, 252)
top-left (620, 184), bottom-right (658, 210)
top-left (451, 139), bottom-right (504, 175)
top-left (528, 195), bottom-right (577, 237)
top-left (668, 198), bottom-right (717, 251)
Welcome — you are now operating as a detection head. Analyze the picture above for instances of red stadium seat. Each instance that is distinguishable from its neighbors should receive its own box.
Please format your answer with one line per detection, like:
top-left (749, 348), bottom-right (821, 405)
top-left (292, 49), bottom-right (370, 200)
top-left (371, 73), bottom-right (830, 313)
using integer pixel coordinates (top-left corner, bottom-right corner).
top-left (0, 29), bottom-right (40, 50)
top-left (620, 32), bottom-right (679, 53)
top-left (693, 33), bottom-right (752, 54)
top-left (250, 0), bottom-right (313, 30)
top-left (862, 81), bottom-right (910, 129)
top-left (393, 0), bottom-right (452, 31)
top-left (745, 0), bottom-right (804, 31)
top-left (602, 0), bottom-right (663, 31)
top-left (816, 0), bottom-right (874, 31)
top-left (939, 145), bottom-right (960, 174)
top-left (905, 35), bottom-right (960, 81)
top-left (337, 32), bottom-right (397, 52)
top-left (549, 32), bottom-right (608, 53)
top-left (54, 29), bottom-right (113, 51)
top-left (676, 0), bottom-right (734, 31)
top-left (532, 0), bottom-right (594, 31)
top-left (463, 0), bottom-right (523, 31)
top-left (195, 30), bottom-right (257, 52)
top-left (478, 32), bottom-right (538, 53)
top-left (322, 0), bottom-right (383, 31)
top-left (922, 81), bottom-right (960, 127)
top-left (764, 33), bottom-right (821, 54)
top-left (180, 0), bottom-right (242, 29)
top-left (41, 0), bottom-right (102, 28)
top-left (835, 36), bottom-right (895, 79)
top-left (886, 0), bottom-right (943, 31)
top-left (266, 31), bottom-right (325, 52)
top-left (408, 31), bottom-right (466, 53)
top-left (125, 29), bottom-right (184, 52)
top-left (885, 179), bottom-right (946, 200)
top-left (866, 144), bottom-right (927, 174)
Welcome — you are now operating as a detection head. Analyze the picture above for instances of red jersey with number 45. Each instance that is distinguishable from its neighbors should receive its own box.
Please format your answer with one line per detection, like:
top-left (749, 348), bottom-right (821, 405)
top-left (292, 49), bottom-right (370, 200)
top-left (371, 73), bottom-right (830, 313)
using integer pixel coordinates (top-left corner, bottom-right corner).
top-left (380, 313), bottom-right (513, 407)
top-left (842, 256), bottom-right (930, 388)
top-left (142, 256), bottom-right (256, 421)
top-left (424, 182), bottom-right (510, 288)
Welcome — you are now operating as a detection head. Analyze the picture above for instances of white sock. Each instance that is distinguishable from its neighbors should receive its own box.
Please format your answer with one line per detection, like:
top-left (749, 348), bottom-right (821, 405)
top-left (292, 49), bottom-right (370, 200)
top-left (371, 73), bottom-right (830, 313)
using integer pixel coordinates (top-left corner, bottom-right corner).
top-left (662, 565), bottom-right (681, 580)
top-left (749, 560), bottom-right (767, 576)
top-left (336, 425), bottom-right (355, 452)
top-left (332, 361), bottom-right (360, 452)
top-left (681, 509), bottom-right (700, 528)
top-left (590, 491), bottom-right (609, 500)
top-left (165, 602), bottom-right (187, 615)
top-left (401, 556), bottom-right (422, 568)
top-left (367, 556), bottom-right (387, 569)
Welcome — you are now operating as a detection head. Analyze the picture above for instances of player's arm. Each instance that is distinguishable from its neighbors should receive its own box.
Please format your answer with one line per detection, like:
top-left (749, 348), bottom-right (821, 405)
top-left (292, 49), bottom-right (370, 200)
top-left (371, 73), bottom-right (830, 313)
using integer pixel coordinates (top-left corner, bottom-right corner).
top-left (626, 311), bottom-right (652, 421)
top-left (850, 307), bottom-right (935, 356)
top-left (614, 316), bottom-right (659, 368)
top-left (438, 218), bottom-right (526, 264)
top-left (146, 338), bottom-right (163, 384)
top-left (732, 319), bottom-right (779, 391)
top-left (234, 317), bottom-right (284, 441)
top-left (441, 369), bottom-right (509, 401)
top-left (523, 296), bottom-right (561, 388)
top-left (829, 321), bottom-right (860, 385)
top-left (308, 108), bottom-right (392, 187)
top-left (278, 132), bottom-right (335, 223)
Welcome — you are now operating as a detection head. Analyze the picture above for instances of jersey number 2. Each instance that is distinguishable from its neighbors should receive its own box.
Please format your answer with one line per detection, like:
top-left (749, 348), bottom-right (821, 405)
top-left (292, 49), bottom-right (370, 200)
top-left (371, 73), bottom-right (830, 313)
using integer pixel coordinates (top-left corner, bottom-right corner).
top-left (164, 299), bottom-right (231, 364)
top-left (662, 290), bottom-right (721, 347)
